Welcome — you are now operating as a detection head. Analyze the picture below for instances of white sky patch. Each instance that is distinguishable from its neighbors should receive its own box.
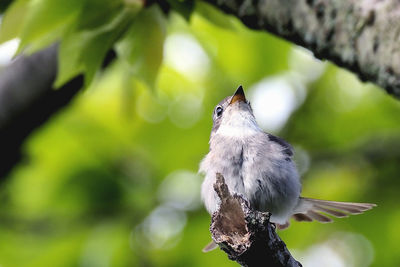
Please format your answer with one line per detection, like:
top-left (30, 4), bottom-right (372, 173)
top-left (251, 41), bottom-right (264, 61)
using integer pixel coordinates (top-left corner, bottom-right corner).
top-left (293, 232), bottom-right (374, 267)
top-left (138, 205), bottom-right (187, 249)
top-left (249, 75), bottom-right (306, 132)
top-left (164, 33), bottom-right (210, 80)
top-left (0, 39), bottom-right (19, 65)
top-left (289, 45), bottom-right (326, 83)
top-left (298, 244), bottom-right (347, 267)
top-left (158, 170), bottom-right (202, 211)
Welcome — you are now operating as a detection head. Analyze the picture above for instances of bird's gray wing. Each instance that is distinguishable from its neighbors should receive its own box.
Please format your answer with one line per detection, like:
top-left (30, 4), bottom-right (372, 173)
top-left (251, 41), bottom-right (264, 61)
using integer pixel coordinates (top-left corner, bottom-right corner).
top-left (266, 133), bottom-right (294, 158)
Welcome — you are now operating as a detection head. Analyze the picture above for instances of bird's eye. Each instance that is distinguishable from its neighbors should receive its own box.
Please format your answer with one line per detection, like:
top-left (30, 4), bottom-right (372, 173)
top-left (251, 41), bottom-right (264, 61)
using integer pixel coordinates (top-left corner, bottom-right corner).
top-left (215, 106), bottom-right (223, 117)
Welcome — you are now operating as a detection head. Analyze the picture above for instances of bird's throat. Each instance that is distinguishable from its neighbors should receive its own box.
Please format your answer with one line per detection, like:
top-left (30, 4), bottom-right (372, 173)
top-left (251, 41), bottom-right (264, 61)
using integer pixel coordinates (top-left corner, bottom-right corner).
top-left (216, 111), bottom-right (261, 138)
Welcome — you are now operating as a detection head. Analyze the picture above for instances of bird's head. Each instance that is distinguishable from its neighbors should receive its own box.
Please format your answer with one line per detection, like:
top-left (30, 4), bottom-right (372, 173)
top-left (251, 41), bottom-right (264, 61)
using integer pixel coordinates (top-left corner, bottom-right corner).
top-left (211, 86), bottom-right (260, 139)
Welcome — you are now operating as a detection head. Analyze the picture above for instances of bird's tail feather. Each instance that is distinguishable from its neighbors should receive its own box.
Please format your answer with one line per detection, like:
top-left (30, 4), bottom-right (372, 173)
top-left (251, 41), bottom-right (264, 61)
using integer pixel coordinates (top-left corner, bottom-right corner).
top-left (292, 197), bottom-right (376, 223)
top-left (202, 240), bottom-right (218, 252)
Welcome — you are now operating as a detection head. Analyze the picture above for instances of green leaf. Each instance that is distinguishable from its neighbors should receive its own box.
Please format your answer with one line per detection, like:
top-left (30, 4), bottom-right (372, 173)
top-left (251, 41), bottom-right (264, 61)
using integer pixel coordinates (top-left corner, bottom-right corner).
top-left (116, 5), bottom-right (167, 89)
top-left (55, 7), bottom-right (140, 88)
top-left (18, 0), bottom-right (84, 52)
top-left (166, 0), bottom-right (195, 21)
top-left (75, 0), bottom-right (124, 30)
top-left (0, 0), bottom-right (29, 44)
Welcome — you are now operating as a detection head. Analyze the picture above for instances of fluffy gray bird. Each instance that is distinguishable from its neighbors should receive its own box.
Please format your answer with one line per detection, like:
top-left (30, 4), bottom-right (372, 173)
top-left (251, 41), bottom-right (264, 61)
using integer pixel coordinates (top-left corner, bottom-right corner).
top-left (200, 86), bottom-right (376, 251)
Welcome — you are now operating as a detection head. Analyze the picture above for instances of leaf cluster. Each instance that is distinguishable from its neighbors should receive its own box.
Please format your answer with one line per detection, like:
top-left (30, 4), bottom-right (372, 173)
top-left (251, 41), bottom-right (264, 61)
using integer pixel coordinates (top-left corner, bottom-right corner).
top-left (0, 0), bottom-right (197, 88)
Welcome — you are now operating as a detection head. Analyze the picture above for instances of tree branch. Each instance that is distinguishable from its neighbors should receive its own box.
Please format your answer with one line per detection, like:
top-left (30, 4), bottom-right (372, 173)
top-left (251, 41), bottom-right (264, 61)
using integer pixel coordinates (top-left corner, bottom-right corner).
top-left (0, 44), bottom-right (116, 179)
top-left (0, 44), bottom-right (83, 178)
top-left (211, 173), bottom-right (301, 267)
top-left (203, 0), bottom-right (400, 98)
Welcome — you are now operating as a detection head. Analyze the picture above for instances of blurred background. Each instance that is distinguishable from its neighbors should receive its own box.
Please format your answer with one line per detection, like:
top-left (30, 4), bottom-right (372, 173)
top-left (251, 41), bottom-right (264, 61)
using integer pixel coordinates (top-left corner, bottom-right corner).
top-left (0, 2), bottom-right (399, 267)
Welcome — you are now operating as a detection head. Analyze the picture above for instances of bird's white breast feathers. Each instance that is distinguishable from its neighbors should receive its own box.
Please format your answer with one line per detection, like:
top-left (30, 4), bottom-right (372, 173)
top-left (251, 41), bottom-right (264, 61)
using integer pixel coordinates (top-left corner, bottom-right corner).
top-left (216, 110), bottom-right (261, 137)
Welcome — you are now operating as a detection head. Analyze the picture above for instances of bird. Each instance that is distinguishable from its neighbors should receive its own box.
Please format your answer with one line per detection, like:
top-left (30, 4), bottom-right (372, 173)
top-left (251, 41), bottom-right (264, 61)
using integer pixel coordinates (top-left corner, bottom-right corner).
top-left (199, 85), bottom-right (376, 252)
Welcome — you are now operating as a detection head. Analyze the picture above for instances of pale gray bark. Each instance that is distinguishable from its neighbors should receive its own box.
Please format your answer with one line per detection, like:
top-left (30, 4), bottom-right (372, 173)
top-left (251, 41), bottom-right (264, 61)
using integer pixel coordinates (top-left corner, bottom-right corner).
top-left (204, 0), bottom-right (400, 98)
top-left (211, 173), bottom-right (301, 267)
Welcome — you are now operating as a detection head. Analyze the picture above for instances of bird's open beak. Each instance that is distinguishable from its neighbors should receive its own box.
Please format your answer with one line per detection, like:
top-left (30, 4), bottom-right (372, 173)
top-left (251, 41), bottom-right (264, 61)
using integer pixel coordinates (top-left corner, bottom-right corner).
top-left (229, 85), bottom-right (246, 105)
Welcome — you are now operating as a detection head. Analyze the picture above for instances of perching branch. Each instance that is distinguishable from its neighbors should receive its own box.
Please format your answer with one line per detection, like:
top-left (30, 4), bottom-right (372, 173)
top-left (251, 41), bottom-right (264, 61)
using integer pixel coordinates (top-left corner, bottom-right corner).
top-left (210, 173), bottom-right (301, 267)
top-left (204, 0), bottom-right (400, 98)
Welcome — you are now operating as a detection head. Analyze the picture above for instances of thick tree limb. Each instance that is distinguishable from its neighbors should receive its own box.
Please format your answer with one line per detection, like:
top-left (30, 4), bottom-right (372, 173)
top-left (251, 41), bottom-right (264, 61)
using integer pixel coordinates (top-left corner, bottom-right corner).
top-left (204, 0), bottom-right (400, 98)
top-left (0, 44), bottom-right (115, 179)
top-left (210, 173), bottom-right (301, 267)
top-left (0, 44), bottom-right (84, 178)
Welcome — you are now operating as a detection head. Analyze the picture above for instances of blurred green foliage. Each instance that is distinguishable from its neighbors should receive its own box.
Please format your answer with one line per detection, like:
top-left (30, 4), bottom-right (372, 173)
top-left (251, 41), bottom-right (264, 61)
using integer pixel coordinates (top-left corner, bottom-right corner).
top-left (0, 1), bottom-right (400, 266)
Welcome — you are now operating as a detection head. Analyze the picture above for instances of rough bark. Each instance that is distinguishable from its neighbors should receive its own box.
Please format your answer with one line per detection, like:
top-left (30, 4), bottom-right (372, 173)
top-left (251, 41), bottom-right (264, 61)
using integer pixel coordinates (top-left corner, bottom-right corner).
top-left (210, 173), bottom-right (301, 267)
top-left (204, 0), bottom-right (400, 98)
